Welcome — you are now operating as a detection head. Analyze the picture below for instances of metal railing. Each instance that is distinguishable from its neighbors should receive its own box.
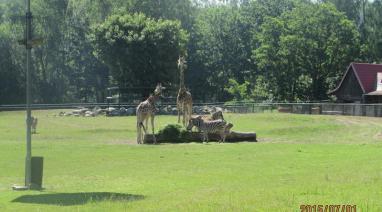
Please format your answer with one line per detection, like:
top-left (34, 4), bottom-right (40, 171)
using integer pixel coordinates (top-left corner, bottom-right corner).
top-left (2, 102), bottom-right (382, 117)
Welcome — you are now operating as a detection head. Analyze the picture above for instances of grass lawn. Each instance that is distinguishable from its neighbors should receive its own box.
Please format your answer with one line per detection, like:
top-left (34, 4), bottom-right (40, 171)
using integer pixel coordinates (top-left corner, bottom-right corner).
top-left (0, 110), bottom-right (382, 211)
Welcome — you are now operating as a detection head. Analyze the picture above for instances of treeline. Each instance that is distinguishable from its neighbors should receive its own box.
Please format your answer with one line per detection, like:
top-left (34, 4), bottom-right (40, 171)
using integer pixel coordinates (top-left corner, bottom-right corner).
top-left (0, 0), bottom-right (381, 104)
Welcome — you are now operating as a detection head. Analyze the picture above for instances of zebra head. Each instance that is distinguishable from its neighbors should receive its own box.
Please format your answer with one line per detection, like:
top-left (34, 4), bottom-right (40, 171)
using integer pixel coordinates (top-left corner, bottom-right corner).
top-left (211, 110), bottom-right (224, 120)
top-left (186, 116), bottom-right (202, 131)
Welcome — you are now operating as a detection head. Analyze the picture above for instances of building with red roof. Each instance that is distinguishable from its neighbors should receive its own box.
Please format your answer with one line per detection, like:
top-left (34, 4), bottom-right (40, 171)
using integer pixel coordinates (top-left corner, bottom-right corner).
top-left (329, 63), bottom-right (382, 103)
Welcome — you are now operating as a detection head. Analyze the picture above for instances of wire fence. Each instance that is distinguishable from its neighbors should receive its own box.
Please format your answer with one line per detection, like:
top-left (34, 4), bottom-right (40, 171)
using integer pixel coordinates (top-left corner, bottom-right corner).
top-left (2, 102), bottom-right (382, 117)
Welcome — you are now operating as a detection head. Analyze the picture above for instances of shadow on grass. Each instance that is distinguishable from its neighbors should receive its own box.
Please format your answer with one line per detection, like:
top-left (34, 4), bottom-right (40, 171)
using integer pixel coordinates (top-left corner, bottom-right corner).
top-left (12, 192), bottom-right (144, 206)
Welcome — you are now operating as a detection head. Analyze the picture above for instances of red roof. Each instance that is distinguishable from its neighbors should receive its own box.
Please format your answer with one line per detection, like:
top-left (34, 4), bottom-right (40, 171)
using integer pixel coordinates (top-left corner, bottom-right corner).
top-left (329, 63), bottom-right (382, 94)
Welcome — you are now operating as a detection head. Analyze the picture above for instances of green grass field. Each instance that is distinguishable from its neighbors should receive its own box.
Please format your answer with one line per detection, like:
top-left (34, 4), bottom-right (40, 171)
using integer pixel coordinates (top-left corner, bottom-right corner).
top-left (1, 110), bottom-right (382, 211)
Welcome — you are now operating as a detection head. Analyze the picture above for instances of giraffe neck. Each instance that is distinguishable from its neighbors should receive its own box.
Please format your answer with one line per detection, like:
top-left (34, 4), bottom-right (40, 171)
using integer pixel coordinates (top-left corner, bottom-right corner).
top-left (178, 57), bottom-right (185, 89)
top-left (147, 93), bottom-right (160, 104)
top-left (179, 69), bottom-right (185, 89)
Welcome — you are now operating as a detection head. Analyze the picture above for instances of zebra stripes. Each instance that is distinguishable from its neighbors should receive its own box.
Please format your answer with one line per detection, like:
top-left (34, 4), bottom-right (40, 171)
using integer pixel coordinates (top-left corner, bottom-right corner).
top-left (186, 116), bottom-right (231, 143)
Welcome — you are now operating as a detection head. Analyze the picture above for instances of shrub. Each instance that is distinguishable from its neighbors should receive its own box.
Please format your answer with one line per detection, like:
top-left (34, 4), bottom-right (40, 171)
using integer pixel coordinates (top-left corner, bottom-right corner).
top-left (157, 124), bottom-right (187, 143)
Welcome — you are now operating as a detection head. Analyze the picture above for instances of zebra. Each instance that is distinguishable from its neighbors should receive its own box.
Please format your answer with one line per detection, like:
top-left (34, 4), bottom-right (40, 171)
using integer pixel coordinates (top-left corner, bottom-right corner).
top-left (186, 116), bottom-right (232, 143)
top-left (190, 111), bottom-right (225, 132)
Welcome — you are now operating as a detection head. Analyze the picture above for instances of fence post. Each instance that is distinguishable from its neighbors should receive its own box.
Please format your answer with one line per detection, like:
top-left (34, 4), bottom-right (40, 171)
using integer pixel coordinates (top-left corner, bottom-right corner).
top-left (374, 105), bottom-right (377, 117)
top-left (362, 105), bottom-right (366, 116)
top-left (352, 104), bottom-right (355, 116)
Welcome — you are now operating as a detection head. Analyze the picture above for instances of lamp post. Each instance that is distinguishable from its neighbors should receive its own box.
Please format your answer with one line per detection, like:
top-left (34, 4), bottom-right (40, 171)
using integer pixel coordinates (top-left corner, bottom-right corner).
top-left (13, 0), bottom-right (43, 191)
top-left (25, 0), bottom-right (32, 189)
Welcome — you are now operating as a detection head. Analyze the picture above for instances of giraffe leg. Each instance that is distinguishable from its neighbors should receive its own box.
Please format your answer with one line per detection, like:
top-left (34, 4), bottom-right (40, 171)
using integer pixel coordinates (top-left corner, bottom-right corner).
top-left (137, 120), bottom-right (141, 144)
top-left (183, 109), bottom-right (187, 127)
top-left (177, 105), bottom-right (181, 124)
top-left (187, 104), bottom-right (192, 127)
top-left (151, 115), bottom-right (156, 144)
top-left (145, 118), bottom-right (148, 132)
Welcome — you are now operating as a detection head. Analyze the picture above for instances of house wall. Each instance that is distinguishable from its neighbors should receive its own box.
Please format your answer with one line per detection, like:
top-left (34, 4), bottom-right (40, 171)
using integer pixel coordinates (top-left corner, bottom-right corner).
top-left (335, 68), bottom-right (364, 103)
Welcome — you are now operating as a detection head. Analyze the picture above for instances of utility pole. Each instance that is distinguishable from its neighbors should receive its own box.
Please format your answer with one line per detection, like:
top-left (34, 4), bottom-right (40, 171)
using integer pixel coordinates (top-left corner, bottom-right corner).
top-left (13, 0), bottom-right (43, 191)
top-left (25, 0), bottom-right (32, 189)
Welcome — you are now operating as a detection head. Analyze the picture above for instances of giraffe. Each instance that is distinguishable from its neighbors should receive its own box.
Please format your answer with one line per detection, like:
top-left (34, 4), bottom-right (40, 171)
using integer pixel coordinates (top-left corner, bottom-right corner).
top-left (177, 56), bottom-right (193, 127)
top-left (136, 83), bottom-right (165, 144)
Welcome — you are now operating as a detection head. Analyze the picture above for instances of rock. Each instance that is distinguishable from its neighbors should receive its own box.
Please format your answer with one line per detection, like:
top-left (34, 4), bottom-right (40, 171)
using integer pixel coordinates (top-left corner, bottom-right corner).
top-left (119, 107), bottom-right (127, 116)
top-left (64, 112), bottom-right (72, 117)
top-left (224, 108), bottom-right (231, 113)
top-left (126, 107), bottom-right (135, 116)
top-left (110, 109), bottom-right (120, 116)
top-left (85, 111), bottom-right (95, 117)
top-left (107, 107), bottom-right (116, 112)
top-left (171, 107), bottom-right (178, 115)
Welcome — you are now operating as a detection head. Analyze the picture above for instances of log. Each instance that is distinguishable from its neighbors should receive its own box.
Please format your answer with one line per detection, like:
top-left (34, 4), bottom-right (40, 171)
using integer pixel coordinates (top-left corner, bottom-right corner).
top-left (143, 131), bottom-right (257, 144)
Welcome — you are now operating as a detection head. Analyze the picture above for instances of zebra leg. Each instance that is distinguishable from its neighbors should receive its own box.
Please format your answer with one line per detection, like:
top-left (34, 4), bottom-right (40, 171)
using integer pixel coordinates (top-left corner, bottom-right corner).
top-left (220, 131), bottom-right (225, 143)
top-left (205, 132), bottom-right (209, 143)
top-left (202, 132), bottom-right (207, 143)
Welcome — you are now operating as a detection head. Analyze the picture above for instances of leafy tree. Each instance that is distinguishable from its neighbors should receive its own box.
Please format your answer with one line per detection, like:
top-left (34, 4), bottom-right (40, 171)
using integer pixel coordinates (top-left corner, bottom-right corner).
top-left (224, 78), bottom-right (251, 101)
top-left (92, 13), bottom-right (188, 97)
top-left (188, 6), bottom-right (252, 101)
top-left (0, 25), bottom-right (24, 104)
top-left (127, 0), bottom-right (194, 30)
top-left (319, 0), bottom-right (365, 24)
top-left (362, 0), bottom-right (382, 63)
top-left (255, 3), bottom-right (360, 101)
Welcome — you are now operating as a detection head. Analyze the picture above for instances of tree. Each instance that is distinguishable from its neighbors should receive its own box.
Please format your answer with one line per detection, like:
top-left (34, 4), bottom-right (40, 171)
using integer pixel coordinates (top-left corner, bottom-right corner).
top-left (0, 25), bottom-right (24, 104)
top-left (127, 0), bottom-right (194, 30)
top-left (255, 3), bottom-right (360, 101)
top-left (362, 0), bottom-right (382, 63)
top-left (188, 6), bottom-right (253, 101)
top-left (91, 13), bottom-right (188, 97)
top-left (319, 0), bottom-right (365, 24)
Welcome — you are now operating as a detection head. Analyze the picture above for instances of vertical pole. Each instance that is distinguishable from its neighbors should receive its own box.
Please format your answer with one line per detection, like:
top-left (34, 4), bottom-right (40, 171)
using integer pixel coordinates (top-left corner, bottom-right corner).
top-left (25, 0), bottom-right (32, 188)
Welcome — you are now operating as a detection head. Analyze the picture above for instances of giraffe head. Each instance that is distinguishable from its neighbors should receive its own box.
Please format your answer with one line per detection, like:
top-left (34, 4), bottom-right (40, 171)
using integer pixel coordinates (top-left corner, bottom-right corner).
top-left (154, 83), bottom-right (166, 96)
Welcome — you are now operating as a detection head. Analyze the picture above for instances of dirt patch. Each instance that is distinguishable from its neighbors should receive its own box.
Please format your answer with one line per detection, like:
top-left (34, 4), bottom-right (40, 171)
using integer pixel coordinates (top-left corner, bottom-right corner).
top-left (335, 117), bottom-right (362, 126)
top-left (335, 116), bottom-right (382, 126)
top-left (373, 132), bottom-right (382, 140)
top-left (105, 139), bottom-right (137, 145)
top-left (257, 137), bottom-right (273, 142)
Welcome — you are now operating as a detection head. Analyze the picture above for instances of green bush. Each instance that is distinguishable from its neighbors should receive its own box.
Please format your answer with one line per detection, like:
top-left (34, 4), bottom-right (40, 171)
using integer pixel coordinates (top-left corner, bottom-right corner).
top-left (157, 124), bottom-right (187, 143)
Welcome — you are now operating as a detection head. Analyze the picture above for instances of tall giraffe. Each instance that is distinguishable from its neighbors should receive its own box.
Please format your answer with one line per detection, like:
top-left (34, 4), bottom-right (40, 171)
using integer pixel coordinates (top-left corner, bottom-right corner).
top-left (136, 83), bottom-right (165, 144)
top-left (177, 56), bottom-right (193, 127)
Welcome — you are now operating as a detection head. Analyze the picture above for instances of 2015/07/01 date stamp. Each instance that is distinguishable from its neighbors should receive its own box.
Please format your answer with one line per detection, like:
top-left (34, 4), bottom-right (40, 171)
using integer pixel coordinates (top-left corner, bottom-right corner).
top-left (300, 204), bottom-right (356, 212)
